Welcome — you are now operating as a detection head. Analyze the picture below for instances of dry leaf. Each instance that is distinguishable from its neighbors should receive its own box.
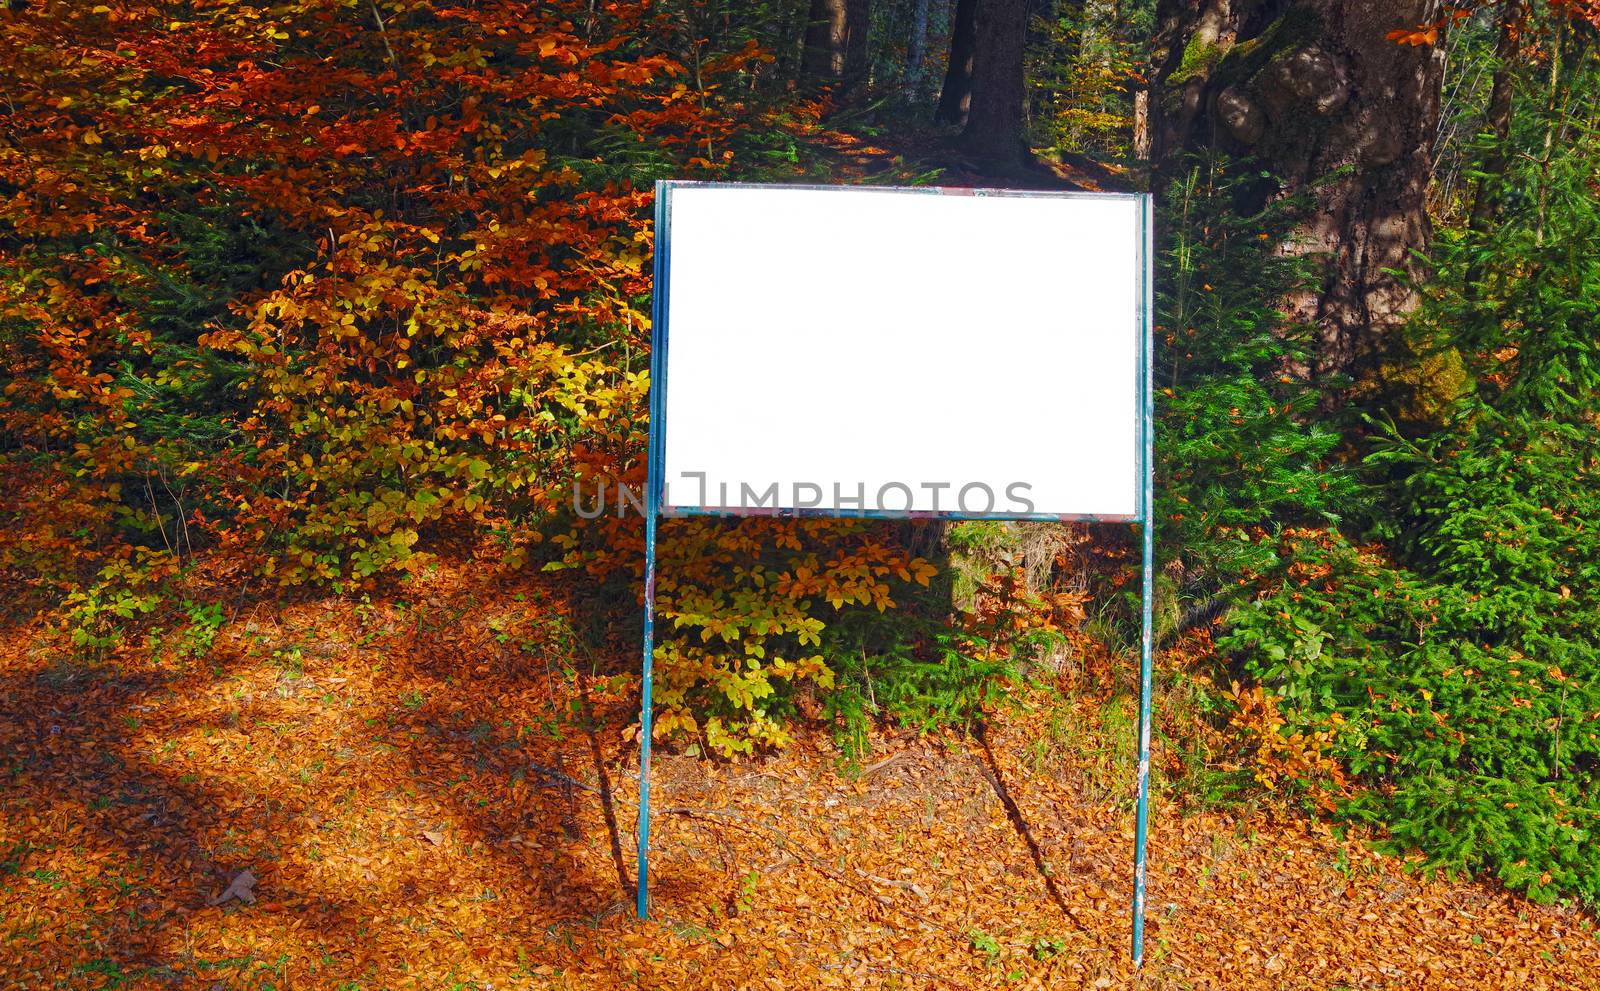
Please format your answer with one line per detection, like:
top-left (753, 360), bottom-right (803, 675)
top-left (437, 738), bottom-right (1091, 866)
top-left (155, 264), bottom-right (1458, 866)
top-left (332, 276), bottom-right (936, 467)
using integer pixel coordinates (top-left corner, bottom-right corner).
top-left (206, 870), bottom-right (257, 907)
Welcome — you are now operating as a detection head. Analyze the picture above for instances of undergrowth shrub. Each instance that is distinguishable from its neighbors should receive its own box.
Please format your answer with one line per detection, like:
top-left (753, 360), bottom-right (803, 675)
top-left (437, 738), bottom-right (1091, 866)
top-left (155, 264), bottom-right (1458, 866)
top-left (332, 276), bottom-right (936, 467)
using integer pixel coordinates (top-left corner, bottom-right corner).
top-left (1224, 116), bottom-right (1600, 903)
top-left (645, 517), bottom-right (939, 755)
top-left (0, 1), bottom-right (970, 757)
top-left (1140, 156), bottom-right (1366, 812)
top-left (0, 1), bottom-right (756, 590)
top-left (1154, 159), bottom-right (1356, 640)
top-left (823, 558), bottom-right (1070, 761)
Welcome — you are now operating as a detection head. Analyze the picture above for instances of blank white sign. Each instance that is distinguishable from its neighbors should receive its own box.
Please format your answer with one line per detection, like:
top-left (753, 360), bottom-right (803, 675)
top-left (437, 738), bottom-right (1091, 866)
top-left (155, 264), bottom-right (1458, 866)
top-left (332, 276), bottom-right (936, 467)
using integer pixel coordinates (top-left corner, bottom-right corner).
top-left (656, 183), bottom-right (1146, 519)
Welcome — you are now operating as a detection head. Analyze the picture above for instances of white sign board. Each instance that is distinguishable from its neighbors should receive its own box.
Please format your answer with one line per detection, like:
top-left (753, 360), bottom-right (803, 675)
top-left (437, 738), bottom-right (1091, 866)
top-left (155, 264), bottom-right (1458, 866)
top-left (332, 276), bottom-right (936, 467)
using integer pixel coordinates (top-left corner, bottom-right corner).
top-left (653, 182), bottom-right (1149, 520)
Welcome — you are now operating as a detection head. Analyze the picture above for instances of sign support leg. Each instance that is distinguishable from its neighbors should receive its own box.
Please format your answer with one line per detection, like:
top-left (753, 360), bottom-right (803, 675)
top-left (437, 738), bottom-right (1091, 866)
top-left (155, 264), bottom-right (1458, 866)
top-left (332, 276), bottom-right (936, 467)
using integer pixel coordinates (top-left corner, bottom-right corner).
top-left (1131, 512), bottom-right (1154, 965)
top-left (1131, 189), bottom-right (1156, 967)
top-left (636, 503), bottom-right (658, 919)
top-left (638, 179), bottom-right (669, 922)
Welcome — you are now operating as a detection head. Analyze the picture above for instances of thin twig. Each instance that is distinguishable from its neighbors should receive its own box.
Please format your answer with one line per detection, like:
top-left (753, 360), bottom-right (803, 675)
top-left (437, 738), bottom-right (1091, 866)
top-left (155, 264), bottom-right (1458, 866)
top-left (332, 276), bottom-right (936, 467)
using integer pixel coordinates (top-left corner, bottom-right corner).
top-left (523, 762), bottom-right (960, 932)
top-left (369, 0), bottom-right (401, 79)
top-left (858, 750), bottom-right (904, 776)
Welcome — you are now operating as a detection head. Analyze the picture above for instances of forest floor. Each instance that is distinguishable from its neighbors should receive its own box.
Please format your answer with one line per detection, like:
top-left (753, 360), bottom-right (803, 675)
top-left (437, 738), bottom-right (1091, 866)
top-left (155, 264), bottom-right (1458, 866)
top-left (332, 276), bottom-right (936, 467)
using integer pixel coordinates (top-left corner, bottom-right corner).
top-left (2, 559), bottom-right (1598, 990)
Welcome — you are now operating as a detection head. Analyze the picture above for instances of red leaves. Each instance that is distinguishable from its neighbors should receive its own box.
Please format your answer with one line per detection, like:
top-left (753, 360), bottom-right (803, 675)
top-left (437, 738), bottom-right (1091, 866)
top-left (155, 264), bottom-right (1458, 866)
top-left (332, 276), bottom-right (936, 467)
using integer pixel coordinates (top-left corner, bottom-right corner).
top-left (1550, 0), bottom-right (1600, 29)
top-left (1390, 1), bottom-right (1599, 48)
top-left (0, 0), bottom-right (753, 590)
top-left (1387, 24), bottom-right (1442, 46)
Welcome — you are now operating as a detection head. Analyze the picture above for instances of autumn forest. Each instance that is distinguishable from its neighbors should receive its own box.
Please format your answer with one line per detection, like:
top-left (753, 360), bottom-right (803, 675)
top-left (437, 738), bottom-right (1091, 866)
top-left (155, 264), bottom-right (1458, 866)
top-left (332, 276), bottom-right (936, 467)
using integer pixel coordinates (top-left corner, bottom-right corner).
top-left (3, 0), bottom-right (1600, 988)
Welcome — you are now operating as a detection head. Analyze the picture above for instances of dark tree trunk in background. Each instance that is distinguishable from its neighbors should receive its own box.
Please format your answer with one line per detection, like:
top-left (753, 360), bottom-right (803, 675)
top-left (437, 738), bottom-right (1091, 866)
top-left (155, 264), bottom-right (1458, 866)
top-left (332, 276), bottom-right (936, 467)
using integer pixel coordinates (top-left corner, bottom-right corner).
top-left (803, 0), bottom-right (872, 97)
top-left (1150, 0), bottom-right (1447, 386)
top-left (961, 0), bottom-right (1030, 161)
top-left (936, 0), bottom-right (980, 123)
top-left (844, 0), bottom-right (873, 93)
top-left (906, 0), bottom-right (933, 100)
top-left (1469, 0), bottom-right (1525, 235)
top-left (803, 0), bottom-right (848, 86)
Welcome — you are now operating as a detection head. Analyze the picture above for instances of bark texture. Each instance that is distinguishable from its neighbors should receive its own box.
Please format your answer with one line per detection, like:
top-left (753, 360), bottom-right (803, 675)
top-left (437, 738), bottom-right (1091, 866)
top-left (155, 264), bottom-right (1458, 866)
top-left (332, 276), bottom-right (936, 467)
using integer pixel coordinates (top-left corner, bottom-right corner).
top-left (1469, 0), bottom-right (1525, 235)
top-left (803, 0), bottom-right (872, 96)
top-left (802, 0), bottom-right (847, 83)
top-left (961, 0), bottom-right (1031, 161)
top-left (906, 0), bottom-right (932, 100)
top-left (843, 0), bottom-right (872, 92)
top-left (1150, 0), bottom-right (1447, 383)
top-left (936, 0), bottom-right (980, 124)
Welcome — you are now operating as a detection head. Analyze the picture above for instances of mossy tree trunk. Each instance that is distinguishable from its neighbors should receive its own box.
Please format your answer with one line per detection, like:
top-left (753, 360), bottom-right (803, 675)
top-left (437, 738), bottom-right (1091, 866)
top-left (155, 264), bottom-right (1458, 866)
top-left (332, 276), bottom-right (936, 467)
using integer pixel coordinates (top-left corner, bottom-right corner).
top-left (1150, 0), bottom-right (1448, 389)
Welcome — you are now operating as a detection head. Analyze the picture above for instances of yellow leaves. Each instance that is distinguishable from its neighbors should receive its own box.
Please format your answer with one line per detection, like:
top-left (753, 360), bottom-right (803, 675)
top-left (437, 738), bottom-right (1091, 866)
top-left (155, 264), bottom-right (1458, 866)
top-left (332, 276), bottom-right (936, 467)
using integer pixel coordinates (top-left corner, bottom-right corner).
top-left (640, 526), bottom-right (949, 754)
top-left (652, 709), bottom-right (698, 737)
top-left (698, 618), bottom-right (736, 643)
top-left (792, 654), bottom-right (834, 689)
top-left (609, 245), bottom-right (647, 275)
top-left (794, 617), bottom-right (824, 647)
top-left (1226, 682), bottom-right (1349, 801)
top-left (2, 0), bottom-right (843, 634)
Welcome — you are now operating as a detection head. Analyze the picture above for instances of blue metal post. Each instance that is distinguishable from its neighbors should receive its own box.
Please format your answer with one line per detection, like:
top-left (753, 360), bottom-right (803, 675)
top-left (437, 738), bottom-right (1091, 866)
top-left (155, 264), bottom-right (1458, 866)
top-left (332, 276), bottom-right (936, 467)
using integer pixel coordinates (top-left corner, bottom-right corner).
top-left (1131, 193), bottom-right (1155, 967)
top-left (637, 182), bottom-right (671, 920)
top-left (636, 501), bottom-right (659, 919)
top-left (1131, 514), bottom-right (1154, 963)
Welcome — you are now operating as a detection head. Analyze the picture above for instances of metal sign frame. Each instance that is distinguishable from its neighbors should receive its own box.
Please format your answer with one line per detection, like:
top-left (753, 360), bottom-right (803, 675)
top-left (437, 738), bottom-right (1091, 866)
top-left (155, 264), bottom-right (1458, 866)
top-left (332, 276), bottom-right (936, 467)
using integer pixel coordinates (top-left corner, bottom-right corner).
top-left (636, 180), bottom-right (1157, 965)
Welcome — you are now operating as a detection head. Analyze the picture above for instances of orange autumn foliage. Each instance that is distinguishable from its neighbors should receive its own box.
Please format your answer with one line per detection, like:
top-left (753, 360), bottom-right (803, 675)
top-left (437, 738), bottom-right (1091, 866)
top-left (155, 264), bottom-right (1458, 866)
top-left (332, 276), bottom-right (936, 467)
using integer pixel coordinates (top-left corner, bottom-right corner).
top-left (0, 0), bottom-right (942, 754)
top-left (1225, 681), bottom-right (1351, 809)
top-left (1388, 0), bottom-right (1600, 47)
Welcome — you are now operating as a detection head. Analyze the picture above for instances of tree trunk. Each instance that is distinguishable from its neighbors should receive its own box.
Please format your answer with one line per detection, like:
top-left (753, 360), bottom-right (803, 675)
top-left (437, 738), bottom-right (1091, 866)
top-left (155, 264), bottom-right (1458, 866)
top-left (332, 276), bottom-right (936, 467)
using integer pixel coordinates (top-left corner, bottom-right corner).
top-left (843, 0), bottom-right (872, 95)
top-left (936, 0), bottom-right (980, 124)
top-left (803, 0), bottom-right (873, 96)
top-left (1468, 0), bottom-right (1524, 235)
top-left (803, 0), bottom-right (848, 86)
top-left (1150, 0), bottom-right (1447, 385)
top-left (906, 0), bottom-right (933, 100)
top-left (1530, 19), bottom-right (1566, 248)
top-left (961, 0), bottom-right (1030, 162)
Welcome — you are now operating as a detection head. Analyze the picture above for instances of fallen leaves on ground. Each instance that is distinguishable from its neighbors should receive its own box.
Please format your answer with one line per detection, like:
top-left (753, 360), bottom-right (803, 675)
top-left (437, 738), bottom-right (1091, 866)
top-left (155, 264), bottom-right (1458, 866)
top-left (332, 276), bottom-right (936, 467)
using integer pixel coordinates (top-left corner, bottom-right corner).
top-left (0, 562), bottom-right (1596, 990)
